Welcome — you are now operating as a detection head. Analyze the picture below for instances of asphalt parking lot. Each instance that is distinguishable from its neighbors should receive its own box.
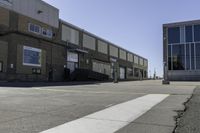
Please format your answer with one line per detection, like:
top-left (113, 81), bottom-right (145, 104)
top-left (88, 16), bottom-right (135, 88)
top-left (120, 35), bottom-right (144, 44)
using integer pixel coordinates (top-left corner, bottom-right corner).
top-left (0, 80), bottom-right (198, 133)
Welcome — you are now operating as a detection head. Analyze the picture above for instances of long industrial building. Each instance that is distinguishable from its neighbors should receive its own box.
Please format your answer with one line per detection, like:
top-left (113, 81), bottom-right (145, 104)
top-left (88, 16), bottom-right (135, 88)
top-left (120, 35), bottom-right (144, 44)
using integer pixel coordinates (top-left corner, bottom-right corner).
top-left (0, 0), bottom-right (148, 82)
top-left (163, 20), bottom-right (200, 81)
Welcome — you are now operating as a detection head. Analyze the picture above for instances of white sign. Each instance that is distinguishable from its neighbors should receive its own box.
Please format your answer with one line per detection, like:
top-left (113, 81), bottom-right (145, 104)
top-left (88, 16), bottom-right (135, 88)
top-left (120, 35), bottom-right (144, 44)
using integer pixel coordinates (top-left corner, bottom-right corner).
top-left (23, 46), bottom-right (42, 67)
top-left (0, 0), bottom-right (12, 6)
top-left (67, 52), bottom-right (78, 62)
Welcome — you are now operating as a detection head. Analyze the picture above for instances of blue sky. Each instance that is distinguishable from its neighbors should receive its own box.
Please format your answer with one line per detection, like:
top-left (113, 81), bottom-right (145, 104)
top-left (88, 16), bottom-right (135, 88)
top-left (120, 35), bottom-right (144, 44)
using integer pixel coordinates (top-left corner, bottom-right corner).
top-left (44, 0), bottom-right (200, 77)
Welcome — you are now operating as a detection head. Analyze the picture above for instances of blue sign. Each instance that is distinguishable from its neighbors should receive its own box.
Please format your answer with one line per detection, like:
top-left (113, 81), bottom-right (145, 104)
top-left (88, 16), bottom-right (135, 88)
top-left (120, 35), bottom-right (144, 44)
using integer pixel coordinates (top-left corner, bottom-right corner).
top-left (23, 46), bottom-right (42, 67)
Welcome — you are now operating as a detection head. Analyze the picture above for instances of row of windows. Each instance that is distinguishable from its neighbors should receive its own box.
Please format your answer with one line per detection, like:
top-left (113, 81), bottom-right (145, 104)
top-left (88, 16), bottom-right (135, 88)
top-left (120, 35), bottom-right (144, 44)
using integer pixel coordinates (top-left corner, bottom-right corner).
top-left (28, 23), bottom-right (53, 38)
top-left (168, 43), bottom-right (200, 70)
top-left (168, 25), bottom-right (200, 44)
top-left (61, 25), bottom-right (147, 66)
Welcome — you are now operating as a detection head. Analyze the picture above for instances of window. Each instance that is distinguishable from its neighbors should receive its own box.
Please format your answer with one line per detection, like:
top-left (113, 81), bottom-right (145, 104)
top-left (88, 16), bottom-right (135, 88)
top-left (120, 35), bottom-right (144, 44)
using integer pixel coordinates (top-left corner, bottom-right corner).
top-left (28, 23), bottom-right (41, 34)
top-left (196, 43), bottom-right (200, 69)
top-left (42, 28), bottom-right (53, 38)
top-left (168, 27), bottom-right (180, 44)
top-left (127, 68), bottom-right (133, 77)
top-left (134, 68), bottom-right (139, 77)
top-left (168, 45), bottom-right (172, 70)
top-left (194, 25), bottom-right (200, 42)
top-left (23, 46), bottom-right (42, 67)
top-left (185, 26), bottom-right (193, 42)
top-left (191, 43), bottom-right (195, 70)
top-left (172, 44), bottom-right (185, 70)
top-left (0, 61), bottom-right (2, 72)
top-left (186, 44), bottom-right (190, 70)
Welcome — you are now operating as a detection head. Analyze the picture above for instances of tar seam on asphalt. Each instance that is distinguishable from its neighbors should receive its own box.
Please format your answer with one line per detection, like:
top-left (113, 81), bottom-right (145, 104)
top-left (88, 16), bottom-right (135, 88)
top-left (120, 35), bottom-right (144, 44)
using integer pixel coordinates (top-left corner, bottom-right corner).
top-left (172, 86), bottom-right (196, 133)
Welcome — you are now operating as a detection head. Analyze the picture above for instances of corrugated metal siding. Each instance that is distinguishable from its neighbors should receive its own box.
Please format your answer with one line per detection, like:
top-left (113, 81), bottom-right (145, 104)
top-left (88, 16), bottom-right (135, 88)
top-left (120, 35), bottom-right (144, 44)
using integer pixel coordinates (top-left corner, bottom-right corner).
top-left (127, 53), bottom-right (133, 62)
top-left (109, 45), bottom-right (118, 58)
top-left (119, 49), bottom-right (127, 60)
top-left (0, 0), bottom-right (59, 28)
top-left (83, 34), bottom-right (96, 50)
top-left (62, 25), bottom-right (79, 45)
top-left (98, 40), bottom-right (108, 54)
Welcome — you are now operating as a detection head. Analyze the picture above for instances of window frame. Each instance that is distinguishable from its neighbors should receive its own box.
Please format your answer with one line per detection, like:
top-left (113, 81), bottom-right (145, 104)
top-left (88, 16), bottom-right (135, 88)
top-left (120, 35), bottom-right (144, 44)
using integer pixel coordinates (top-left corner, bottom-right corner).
top-left (42, 27), bottom-right (53, 38)
top-left (23, 46), bottom-right (42, 67)
top-left (28, 23), bottom-right (41, 35)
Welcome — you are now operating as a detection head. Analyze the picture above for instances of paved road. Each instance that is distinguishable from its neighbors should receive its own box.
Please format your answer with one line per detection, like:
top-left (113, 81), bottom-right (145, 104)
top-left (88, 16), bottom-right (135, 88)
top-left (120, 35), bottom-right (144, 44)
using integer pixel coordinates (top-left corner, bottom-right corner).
top-left (0, 80), bottom-right (197, 133)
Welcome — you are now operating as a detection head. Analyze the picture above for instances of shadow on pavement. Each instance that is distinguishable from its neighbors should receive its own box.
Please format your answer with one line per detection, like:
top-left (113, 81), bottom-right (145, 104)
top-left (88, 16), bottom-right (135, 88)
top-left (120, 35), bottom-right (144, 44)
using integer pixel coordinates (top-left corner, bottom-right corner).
top-left (0, 81), bottom-right (106, 88)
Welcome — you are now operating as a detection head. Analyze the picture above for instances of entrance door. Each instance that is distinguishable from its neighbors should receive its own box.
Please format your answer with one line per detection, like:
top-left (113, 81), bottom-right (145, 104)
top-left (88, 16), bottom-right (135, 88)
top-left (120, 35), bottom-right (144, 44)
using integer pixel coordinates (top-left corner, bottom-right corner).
top-left (67, 52), bottom-right (78, 73)
top-left (120, 67), bottom-right (125, 79)
top-left (67, 62), bottom-right (78, 73)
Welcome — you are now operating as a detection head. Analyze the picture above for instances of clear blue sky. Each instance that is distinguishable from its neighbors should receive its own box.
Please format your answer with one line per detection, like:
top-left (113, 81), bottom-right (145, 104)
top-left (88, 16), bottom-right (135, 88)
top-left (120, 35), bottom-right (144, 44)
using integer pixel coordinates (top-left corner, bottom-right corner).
top-left (43, 0), bottom-right (200, 77)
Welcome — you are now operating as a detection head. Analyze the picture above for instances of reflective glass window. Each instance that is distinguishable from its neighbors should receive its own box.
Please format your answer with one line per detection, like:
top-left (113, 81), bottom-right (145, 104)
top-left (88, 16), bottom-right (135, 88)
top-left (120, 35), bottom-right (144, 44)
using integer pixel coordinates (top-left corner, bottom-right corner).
top-left (168, 27), bottom-right (180, 44)
top-left (194, 25), bottom-right (200, 42)
top-left (172, 44), bottom-right (185, 70)
top-left (186, 44), bottom-right (190, 70)
top-left (191, 43), bottom-right (195, 70)
top-left (196, 43), bottom-right (200, 69)
top-left (168, 45), bottom-right (172, 70)
top-left (186, 26), bottom-right (193, 42)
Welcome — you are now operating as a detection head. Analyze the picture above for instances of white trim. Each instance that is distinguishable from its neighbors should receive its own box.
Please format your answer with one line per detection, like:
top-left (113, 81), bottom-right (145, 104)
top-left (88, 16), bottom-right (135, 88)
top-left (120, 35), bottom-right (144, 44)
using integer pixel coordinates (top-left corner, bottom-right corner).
top-left (28, 23), bottom-right (41, 35)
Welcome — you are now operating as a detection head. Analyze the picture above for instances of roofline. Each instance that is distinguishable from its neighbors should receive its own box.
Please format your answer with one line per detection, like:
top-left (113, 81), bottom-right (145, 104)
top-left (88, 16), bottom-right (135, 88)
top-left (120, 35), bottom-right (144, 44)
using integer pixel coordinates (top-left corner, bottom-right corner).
top-left (59, 19), bottom-right (147, 61)
top-left (41, 0), bottom-right (59, 11)
top-left (163, 19), bottom-right (200, 27)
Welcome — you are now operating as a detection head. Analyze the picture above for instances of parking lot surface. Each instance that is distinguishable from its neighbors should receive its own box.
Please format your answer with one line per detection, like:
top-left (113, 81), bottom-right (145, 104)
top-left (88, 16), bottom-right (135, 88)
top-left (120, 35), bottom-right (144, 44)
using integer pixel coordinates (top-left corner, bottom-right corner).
top-left (0, 80), bottom-right (197, 133)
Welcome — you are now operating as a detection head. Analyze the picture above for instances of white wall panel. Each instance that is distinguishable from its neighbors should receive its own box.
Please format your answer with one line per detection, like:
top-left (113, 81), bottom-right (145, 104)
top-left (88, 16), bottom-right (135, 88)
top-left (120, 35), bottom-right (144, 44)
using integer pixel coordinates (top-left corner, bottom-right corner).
top-left (134, 56), bottom-right (139, 64)
top-left (127, 53), bottom-right (133, 62)
top-left (139, 58), bottom-right (144, 66)
top-left (62, 25), bottom-right (79, 45)
top-left (83, 34), bottom-right (96, 50)
top-left (109, 45), bottom-right (118, 58)
top-left (98, 40), bottom-right (108, 54)
top-left (119, 49), bottom-right (127, 60)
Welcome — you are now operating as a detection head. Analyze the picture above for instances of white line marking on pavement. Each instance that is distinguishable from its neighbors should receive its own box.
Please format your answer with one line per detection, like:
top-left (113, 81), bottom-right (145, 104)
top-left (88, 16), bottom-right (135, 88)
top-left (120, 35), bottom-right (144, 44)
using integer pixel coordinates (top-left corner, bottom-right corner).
top-left (40, 94), bottom-right (169, 133)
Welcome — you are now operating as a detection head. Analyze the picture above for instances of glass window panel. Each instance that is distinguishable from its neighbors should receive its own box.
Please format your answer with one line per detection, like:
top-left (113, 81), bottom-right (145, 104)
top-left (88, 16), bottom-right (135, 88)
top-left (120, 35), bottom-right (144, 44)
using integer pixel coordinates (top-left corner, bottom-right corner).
top-left (196, 43), bottom-right (200, 69)
top-left (168, 45), bottom-right (172, 70)
top-left (191, 43), bottom-right (195, 70)
top-left (186, 44), bottom-right (190, 70)
top-left (186, 26), bottom-right (193, 42)
top-left (172, 44), bottom-right (185, 70)
top-left (194, 25), bottom-right (200, 42)
top-left (168, 27), bottom-right (180, 44)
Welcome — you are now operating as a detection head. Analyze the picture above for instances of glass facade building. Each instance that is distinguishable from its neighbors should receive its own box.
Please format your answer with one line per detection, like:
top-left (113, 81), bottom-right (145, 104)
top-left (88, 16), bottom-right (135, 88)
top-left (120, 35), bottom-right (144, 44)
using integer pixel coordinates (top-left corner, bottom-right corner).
top-left (164, 20), bottom-right (200, 81)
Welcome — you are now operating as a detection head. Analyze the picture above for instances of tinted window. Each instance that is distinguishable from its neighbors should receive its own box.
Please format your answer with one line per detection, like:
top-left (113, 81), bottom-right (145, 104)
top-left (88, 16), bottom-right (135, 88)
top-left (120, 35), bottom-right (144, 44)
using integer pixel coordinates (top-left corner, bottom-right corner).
top-left (191, 43), bottom-right (195, 70)
top-left (168, 45), bottom-right (172, 70)
top-left (168, 27), bottom-right (180, 44)
top-left (196, 43), bottom-right (200, 69)
top-left (172, 44), bottom-right (185, 70)
top-left (194, 25), bottom-right (200, 42)
top-left (186, 26), bottom-right (193, 42)
top-left (186, 44), bottom-right (190, 70)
